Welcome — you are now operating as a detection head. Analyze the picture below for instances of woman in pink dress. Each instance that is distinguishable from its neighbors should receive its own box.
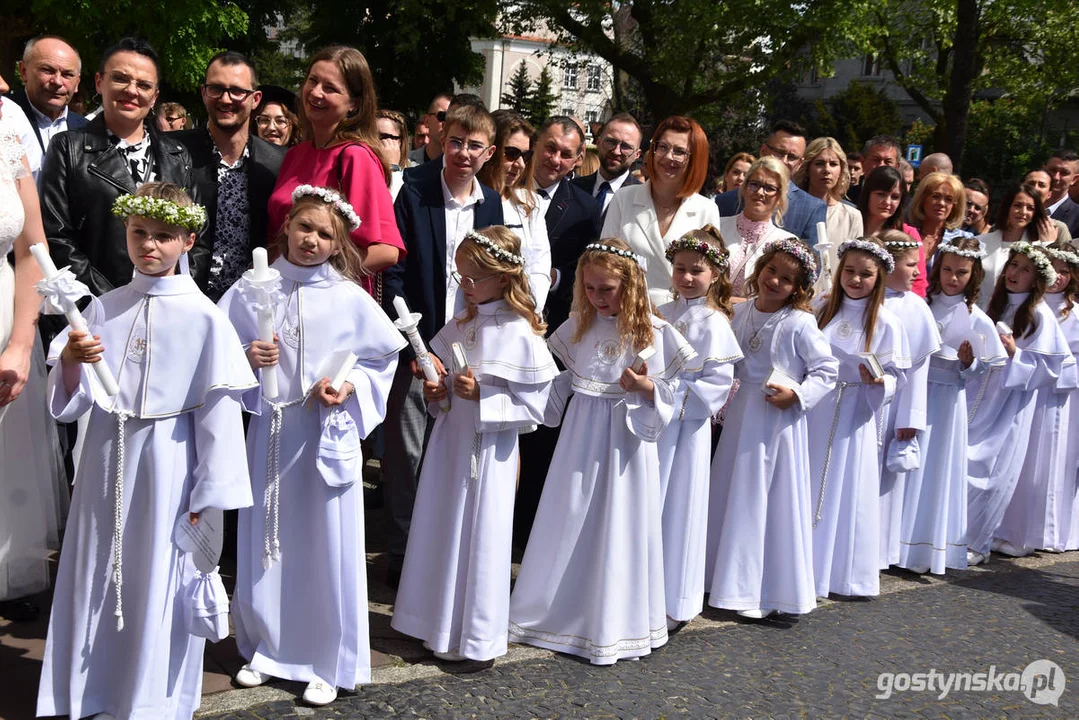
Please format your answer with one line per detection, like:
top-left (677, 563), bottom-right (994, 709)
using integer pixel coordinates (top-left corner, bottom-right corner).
top-left (267, 46), bottom-right (405, 296)
top-left (858, 165), bottom-right (927, 297)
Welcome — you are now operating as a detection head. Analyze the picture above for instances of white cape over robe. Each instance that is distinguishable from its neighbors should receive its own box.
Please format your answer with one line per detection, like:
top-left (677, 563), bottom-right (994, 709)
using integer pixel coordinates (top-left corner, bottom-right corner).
top-left (392, 300), bottom-right (556, 660)
top-left (38, 272), bottom-right (257, 720)
top-left (220, 258), bottom-right (404, 690)
top-left (509, 313), bottom-right (695, 664)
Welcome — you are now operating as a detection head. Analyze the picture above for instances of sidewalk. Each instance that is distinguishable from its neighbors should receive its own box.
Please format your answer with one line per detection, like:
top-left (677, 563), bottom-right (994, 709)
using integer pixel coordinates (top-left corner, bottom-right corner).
top-left (5, 518), bottom-right (1077, 719)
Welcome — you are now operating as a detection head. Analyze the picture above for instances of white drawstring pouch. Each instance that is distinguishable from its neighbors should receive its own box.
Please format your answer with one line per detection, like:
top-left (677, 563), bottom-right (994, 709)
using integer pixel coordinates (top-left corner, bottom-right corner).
top-left (183, 567), bottom-right (230, 642)
top-left (886, 435), bottom-right (921, 473)
top-left (316, 405), bottom-right (363, 488)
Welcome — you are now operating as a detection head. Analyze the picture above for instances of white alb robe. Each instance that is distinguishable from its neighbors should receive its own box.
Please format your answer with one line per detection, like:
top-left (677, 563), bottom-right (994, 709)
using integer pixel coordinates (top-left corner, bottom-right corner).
top-left (38, 272), bottom-right (257, 720)
top-left (392, 300), bottom-right (556, 660)
top-left (1045, 294), bottom-right (1079, 551)
top-left (502, 191), bottom-right (552, 310)
top-left (809, 296), bottom-right (910, 597)
top-left (220, 258), bottom-right (405, 690)
top-left (879, 289), bottom-right (941, 568)
top-left (509, 313), bottom-right (695, 664)
top-left (655, 296), bottom-right (741, 622)
top-left (897, 293), bottom-right (1006, 573)
top-left (706, 303), bottom-right (838, 615)
top-left (966, 293), bottom-right (1076, 556)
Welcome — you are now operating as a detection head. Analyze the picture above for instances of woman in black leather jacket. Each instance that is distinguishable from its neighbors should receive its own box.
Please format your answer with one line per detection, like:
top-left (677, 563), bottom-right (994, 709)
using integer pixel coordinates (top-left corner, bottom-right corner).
top-left (39, 38), bottom-right (207, 296)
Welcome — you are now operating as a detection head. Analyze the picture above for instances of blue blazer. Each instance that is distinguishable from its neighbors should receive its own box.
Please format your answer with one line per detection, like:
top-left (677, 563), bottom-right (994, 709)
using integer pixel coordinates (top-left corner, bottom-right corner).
top-left (384, 164), bottom-right (505, 345)
top-left (545, 180), bottom-right (601, 334)
top-left (1051, 196), bottom-right (1079, 238)
top-left (715, 183), bottom-right (827, 247)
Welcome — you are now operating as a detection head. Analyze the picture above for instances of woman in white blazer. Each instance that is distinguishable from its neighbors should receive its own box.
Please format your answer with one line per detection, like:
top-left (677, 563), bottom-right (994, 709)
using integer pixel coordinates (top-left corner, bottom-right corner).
top-left (718, 156), bottom-right (796, 298)
top-left (977, 181), bottom-right (1050, 308)
top-left (601, 116), bottom-right (719, 306)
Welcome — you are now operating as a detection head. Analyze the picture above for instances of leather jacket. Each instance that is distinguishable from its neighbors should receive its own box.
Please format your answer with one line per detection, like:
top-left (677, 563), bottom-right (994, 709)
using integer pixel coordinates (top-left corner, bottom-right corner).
top-left (39, 115), bottom-right (209, 296)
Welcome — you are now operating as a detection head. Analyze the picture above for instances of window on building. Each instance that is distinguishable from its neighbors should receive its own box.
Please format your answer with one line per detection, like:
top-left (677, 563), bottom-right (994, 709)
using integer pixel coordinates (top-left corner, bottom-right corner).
top-left (563, 63), bottom-right (578, 89)
top-left (585, 110), bottom-right (599, 124)
top-left (562, 107), bottom-right (575, 118)
top-left (862, 53), bottom-right (883, 77)
top-left (586, 65), bottom-right (602, 92)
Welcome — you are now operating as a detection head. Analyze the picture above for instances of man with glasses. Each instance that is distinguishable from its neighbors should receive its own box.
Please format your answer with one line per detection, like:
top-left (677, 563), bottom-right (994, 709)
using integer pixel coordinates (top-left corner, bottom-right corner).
top-left (714, 120), bottom-right (826, 247)
top-left (572, 112), bottom-right (641, 215)
top-left (9, 35), bottom-right (88, 173)
top-left (382, 104), bottom-right (503, 589)
top-left (175, 51), bottom-right (285, 301)
top-left (408, 93), bottom-right (452, 165)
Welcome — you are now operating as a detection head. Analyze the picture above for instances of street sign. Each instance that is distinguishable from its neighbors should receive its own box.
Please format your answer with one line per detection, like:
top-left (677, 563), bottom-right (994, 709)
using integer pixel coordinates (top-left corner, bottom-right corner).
top-left (906, 144), bottom-right (923, 167)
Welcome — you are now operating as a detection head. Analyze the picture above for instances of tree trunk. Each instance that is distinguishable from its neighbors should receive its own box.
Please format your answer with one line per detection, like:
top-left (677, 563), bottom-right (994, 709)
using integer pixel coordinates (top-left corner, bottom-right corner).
top-left (941, 0), bottom-right (981, 173)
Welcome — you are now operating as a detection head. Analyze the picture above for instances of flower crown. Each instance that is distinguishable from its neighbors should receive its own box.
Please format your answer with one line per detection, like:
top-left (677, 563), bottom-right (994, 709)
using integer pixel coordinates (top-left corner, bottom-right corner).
top-left (465, 230), bottom-right (525, 266)
top-left (112, 194), bottom-right (206, 232)
top-left (585, 242), bottom-right (645, 267)
top-left (292, 185), bottom-right (362, 231)
top-left (883, 238), bottom-right (921, 250)
top-left (665, 235), bottom-right (729, 270)
top-left (1044, 246), bottom-right (1079, 268)
top-left (1009, 241), bottom-right (1057, 285)
top-left (759, 236), bottom-right (819, 286)
top-left (838, 238), bottom-right (895, 274)
top-left (937, 241), bottom-right (986, 260)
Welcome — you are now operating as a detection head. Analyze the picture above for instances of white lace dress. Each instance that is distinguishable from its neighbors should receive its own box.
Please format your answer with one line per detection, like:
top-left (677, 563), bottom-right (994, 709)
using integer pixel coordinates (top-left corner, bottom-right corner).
top-left (0, 128), bottom-right (67, 600)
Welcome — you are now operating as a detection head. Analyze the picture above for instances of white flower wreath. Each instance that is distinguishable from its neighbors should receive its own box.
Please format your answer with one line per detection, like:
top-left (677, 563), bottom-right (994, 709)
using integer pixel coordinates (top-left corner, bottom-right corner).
top-left (585, 242), bottom-right (645, 267)
top-left (760, 236), bottom-right (819, 286)
top-left (1009, 241), bottom-right (1057, 285)
top-left (838, 238), bottom-right (895, 274)
top-left (465, 230), bottom-right (525, 266)
top-left (291, 184), bottom-right (362, 231)
top-left (937, 241), bottom-right (987, 260)
top-left (112, 194), bottom-right (207, 231)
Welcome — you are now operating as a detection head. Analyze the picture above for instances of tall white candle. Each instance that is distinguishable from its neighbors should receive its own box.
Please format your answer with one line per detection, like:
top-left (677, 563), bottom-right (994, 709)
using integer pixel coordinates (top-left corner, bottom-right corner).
top-left (251, 247), bottom-right (278, 400)
top-left (391, 296), bottom-right (448, 410)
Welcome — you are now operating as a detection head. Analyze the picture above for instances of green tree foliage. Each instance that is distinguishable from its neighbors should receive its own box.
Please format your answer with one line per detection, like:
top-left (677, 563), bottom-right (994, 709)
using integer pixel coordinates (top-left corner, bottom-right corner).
top-left (526, 66), bottom-right (556, 124)
top-left (301, 0), bottom-right (499, 114)
top-left (502, 0), bottom-right (859, 124)
top-left (849, 0), bottom-right (1079, 172)
top-left (500, 63), bottom-right (533, 114)
top-left (0, 0), bottom-right (250, 91)
top-left (814, 81), bottom-right (903, 151)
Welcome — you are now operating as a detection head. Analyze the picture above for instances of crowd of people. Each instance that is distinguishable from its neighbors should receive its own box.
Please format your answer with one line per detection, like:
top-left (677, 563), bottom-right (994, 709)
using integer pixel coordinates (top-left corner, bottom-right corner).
top-left (2, 32), bottom-right (1079, 720)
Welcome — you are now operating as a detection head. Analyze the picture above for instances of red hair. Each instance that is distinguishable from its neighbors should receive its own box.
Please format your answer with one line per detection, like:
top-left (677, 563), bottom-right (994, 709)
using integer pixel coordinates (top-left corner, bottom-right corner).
top-left (645, 116), bottom-right (709, 198)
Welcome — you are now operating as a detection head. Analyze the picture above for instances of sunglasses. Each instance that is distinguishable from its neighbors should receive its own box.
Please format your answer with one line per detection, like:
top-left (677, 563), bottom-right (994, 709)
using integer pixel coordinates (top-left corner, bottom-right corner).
top-left (379, 132), bottom-right (402, 141)
top-left (503, 146), bottom-right (533, 163)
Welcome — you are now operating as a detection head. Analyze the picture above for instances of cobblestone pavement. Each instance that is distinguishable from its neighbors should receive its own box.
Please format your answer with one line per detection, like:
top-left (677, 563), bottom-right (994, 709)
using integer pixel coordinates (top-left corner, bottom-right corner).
top-left (201, 557), bottom-right (1079, 719)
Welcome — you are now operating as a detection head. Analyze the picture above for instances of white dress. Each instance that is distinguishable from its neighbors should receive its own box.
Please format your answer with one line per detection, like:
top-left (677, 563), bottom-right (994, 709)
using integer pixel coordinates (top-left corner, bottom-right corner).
top-left (0, 127), bottom-right (66, 603)
top-left (655, 297), bottom-right (741, 622)
top-left (995, 295), bottom-right (1079, 552)
top-left (966, 293), bottom-right (1076, 556)
top-left (879, 289), bottom-right (941, 569)
top-left (706, 303), bottom-right (838, 615)
top-left (809, 296), bottom-right (910, 597)
top-left (38, 272), bottom-right (257, 720)
top-left (508, 313), bottom-right (695, 664)
top-left (502, 190), bottom-right (552, 310)
top-left (1045, 294), bottom-right (1079, 551)
top-left (976, 230), bottom-right (1035, 309)
top-left (897, 293), bottom-right (1006, 573)
top-left (220, 258), bottom-right (404, 690)
top-left (392, 300), bottom-right (556, 660)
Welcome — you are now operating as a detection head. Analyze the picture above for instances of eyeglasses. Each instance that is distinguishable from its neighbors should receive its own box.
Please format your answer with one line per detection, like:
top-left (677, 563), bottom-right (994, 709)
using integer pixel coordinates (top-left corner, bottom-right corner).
top-left (106, 71), bottom-right (156, 97)
top-left (967, 202), bottom-right (986, 213)
top-left (446, 137), bottom-right (489, 157)
top-left (451, 270), bottom-right (499, 289)
top-left (164, 116), bottom-right (185, 125)
top-left (202, 84), bottom-right (256, 101)
top-left (601, 136), bottom-right (638, 154)
top-left (380, 132), bottom-right (402, 141)
top-left (255, 115), bottom-right (289, 128)
top-left (745, 180), bottom-right (780, 197)
top-left (436, 110), bottom-right (447, 122)
top-left (763, 142), bottom-right (803, 164)
top-left (503, 146), bottom-right (533, 163)
top-left (653, 142), bottom-right (690, 162)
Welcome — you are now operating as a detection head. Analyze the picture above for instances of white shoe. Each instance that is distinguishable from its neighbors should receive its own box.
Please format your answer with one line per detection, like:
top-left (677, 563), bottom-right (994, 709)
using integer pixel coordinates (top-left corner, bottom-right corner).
top-left (433, 648), bottom-right (467, 662)
top-left (967, 550), bottom-right (987, 566)
top-left (994, 540), bottom-right (1033, 558)
top-left (666, 616), bottom-right (682, 631)
top-left (302, 677), bottom-right (338, 706)
top-left (907, 566), bottom-right (931, 574)
top-left (93, 714), bottom-right (117, 720)
top-left (737, 608), bottom-right (775, 619)
top-left (234, 664), bottom-right (270, 688)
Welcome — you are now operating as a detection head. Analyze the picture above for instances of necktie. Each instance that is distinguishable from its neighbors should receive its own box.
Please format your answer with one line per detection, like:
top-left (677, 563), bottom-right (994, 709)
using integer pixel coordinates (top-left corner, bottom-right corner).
top-left (537, 188), bottom-right (550, 199)
top-left (596, 181), bottom-right (611, 209)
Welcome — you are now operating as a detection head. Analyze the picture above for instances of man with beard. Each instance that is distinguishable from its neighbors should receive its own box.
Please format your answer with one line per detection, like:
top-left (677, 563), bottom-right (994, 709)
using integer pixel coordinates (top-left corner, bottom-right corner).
top-left (176, 51), bottom-right (285, 300)
top-left (572, 112), bottom-right (641, 217)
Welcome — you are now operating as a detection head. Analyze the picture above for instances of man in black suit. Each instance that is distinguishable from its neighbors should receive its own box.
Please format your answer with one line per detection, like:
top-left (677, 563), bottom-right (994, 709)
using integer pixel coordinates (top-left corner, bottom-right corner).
top-left (571, 112), bottom-right (642, 217)
top-left (10, 35), bottom-right (88, 172)
top-left (175, 51), bottom-right (285, 301)
top-left (515, 116), bottom-right (600, 548)
top-left (382, 105), bottom-right (504, 587)
top-left (1046, 150), bottom-right (1079, 238)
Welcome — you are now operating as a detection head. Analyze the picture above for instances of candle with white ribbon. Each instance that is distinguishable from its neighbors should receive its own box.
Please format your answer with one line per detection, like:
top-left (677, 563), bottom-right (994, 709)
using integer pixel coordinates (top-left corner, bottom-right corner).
top-left (250, 248), bottom-right (279, 400)
top-left (29, 243), bottom-right (119, 396)
top-left (392, 295), bottom-right (449, 411)
top-left (814, 220), bottom-right (833, 294)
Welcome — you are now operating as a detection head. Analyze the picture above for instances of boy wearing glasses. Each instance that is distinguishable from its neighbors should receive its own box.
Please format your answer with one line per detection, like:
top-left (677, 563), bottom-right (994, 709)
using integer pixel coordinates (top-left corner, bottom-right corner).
top-left (176, 51), bottom-right (286, 301)
top-left (382, 104), bottom-right (504, 589)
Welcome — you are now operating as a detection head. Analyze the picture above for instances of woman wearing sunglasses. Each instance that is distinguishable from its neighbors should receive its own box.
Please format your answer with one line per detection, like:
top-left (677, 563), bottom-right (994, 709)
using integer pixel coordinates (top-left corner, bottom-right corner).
top-left (377, 109), bottom-right (410, 201)
top-left (477, 110), bottom-right (552, 307)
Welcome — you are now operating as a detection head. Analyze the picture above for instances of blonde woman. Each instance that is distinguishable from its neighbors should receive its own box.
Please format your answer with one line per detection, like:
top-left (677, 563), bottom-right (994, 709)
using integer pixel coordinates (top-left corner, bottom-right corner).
top-left (907, 171), bottom-right (972, 270)
top-left (795, 137), bottom-right (862, 242)
top-left (720, 156), bottom-right (793, 297)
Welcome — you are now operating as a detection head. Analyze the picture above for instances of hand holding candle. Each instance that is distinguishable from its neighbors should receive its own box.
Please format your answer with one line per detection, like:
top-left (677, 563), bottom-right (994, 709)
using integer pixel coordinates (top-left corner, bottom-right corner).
top-left (392, 295), bottom-right (450, 411)
top-left (29, 243), bottom-right (119, 396)
top-left (246, 248), bottom-right (280, 400)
